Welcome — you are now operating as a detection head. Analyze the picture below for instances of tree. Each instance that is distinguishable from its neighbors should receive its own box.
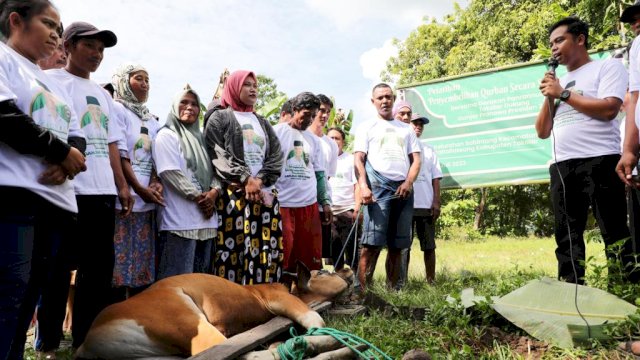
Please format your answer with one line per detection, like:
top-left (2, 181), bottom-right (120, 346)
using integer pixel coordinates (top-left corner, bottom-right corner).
top-left (383, 0), bottom-right (632, 85)
top-left (255, 74), bottom-right (287, 124)
top-left (383, 0), bottom-right (631, 237)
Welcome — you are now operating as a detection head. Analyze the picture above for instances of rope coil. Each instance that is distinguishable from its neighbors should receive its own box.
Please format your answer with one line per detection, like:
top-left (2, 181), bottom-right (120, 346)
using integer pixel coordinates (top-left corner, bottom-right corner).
top-left (276, 327), bottom-right (393, 360)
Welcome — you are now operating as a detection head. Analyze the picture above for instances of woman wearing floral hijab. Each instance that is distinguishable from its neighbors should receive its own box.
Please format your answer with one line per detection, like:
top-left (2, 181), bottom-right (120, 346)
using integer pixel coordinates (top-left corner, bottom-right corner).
top-left (153, 86), bottom-right (219, 279)
top-left (204, 70), bottom-right (284, 285)
top-left (110, 63), bottom-right (163, 299)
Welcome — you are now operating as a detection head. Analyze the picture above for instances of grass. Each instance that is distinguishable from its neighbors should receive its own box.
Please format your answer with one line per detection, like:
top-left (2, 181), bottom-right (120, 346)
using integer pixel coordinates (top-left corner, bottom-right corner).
top-left (324, 235), bottom-right (640, 359)
top-left (25, 235), bottom-right (635, 359)
top-left (401, 234), bottom-right (605, 279)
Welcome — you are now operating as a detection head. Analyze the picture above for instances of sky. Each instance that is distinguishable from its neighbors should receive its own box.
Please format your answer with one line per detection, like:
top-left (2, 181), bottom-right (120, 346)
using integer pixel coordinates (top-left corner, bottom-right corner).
top-left (55, 0), bottom-right (468, 126)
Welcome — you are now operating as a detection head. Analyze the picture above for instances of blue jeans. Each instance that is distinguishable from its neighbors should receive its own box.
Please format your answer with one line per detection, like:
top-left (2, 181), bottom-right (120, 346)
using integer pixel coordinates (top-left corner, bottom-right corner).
top-left (0, 187), bottom-right (74, 360)
top-left (361, 163), bottom-right (414, 249)
top-left (0, 188), bottom-right (35, 360)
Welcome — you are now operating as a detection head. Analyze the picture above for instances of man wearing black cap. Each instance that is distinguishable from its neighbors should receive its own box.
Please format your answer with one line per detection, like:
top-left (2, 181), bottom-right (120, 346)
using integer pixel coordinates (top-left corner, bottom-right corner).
top-left (40, 21), bottom-right (132, 352)
top-left (398, 113), bottom-right (442, 284)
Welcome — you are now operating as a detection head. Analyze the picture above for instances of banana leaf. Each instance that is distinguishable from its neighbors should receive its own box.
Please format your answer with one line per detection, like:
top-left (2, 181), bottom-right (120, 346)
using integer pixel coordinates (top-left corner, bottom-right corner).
top-left (446, 288), bottom-right (498, 311)
top-left (491, 277), bottom-right (637, 348)
top-left (256, 95), bottom-right (287, 120)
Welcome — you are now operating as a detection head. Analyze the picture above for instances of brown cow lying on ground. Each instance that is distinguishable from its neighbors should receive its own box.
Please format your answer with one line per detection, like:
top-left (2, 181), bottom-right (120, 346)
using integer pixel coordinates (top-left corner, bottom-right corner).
top-left (75, 266), bottom-right (354, 359)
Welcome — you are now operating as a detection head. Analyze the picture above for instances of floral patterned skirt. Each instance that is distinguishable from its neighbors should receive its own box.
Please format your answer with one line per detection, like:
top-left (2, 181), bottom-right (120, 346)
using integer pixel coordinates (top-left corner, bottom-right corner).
top-left (112, 210), bottom-right (156, 287)
top-left (213, 188), bottom-right (283, 285)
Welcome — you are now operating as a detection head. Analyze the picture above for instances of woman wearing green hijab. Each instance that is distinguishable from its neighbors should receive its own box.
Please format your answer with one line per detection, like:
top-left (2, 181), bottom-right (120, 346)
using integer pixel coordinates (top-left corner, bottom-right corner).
top-left (153, 86), bottom-right (220, 279)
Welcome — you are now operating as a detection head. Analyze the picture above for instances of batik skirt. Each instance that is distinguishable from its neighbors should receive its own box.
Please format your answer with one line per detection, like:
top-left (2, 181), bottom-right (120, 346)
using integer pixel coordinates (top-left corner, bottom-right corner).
top-left (112, 210), bottom-right (156, 287)
top-left (213, 188), bottom-right (283, 285)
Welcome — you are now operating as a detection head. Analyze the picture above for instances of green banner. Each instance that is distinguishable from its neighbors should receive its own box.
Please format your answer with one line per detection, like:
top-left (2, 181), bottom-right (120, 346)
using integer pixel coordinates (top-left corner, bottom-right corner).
top-left (400, 51), bottom-right (614, 189)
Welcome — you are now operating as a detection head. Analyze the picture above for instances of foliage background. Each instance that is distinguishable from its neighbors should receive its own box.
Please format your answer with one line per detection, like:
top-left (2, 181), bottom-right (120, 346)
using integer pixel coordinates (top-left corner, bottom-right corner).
top-left (382, 0), bottom-right (634, 237)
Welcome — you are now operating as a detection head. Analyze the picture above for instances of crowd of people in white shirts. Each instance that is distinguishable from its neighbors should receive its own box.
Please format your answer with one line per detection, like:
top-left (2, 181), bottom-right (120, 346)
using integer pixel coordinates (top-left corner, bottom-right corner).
top-left (0, 1), bottom-right (443, 359)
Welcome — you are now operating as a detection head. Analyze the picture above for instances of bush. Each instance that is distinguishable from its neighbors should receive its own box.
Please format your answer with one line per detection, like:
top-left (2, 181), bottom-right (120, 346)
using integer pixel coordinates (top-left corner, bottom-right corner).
top-left (439, 185), bottom-right (554, 238)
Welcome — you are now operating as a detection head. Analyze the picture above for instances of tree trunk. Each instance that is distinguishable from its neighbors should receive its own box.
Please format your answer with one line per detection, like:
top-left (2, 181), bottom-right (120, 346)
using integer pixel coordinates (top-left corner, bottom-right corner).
top-left (474, 188), bottom-right (488, 230)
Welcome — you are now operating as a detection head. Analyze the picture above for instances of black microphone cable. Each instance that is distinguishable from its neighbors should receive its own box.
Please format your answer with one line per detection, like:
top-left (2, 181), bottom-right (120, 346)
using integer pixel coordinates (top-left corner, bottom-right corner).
top-left (546, 56), bottom-right (592, 340)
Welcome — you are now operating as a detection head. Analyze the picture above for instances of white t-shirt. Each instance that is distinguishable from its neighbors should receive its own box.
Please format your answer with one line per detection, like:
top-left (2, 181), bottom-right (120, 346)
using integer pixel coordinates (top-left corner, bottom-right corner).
top-left (153, 128), bottom-right (218, 231)
top-left (273, 123), bottom-right (324, 207)
top-left (234, 111), bottom-right (267, 177)
top-left (629, 38), bottom-right (640, 93)
top-left (316, 134), bottom-right (338, 210)
top-left (353, 118), bottom-right (421, 181)
top-left (319, 134), bottom-right (339, 178)
top-left (47, 69), bottom-right (123, 196)
top-left (0, 42), bottom-right (82, 212)
top-left (112, 102), bottom-right (160, 212)
top-left (329, 152), bottom-right (356, 214)
top-left (552, 59), bottom-right (627, 162)
top-left (413, 142), bottom-right (443, 209)
top-left (630, 38), bottom-right (640, 138)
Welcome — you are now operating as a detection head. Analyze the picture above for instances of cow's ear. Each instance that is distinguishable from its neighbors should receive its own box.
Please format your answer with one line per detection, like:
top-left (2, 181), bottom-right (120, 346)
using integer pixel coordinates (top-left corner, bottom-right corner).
top-left (296, 261), bottom-right (312, 292)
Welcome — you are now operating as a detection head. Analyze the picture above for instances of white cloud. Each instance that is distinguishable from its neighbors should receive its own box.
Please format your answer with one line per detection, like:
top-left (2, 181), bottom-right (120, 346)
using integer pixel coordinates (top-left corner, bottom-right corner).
top-left (306, 0), bottom-right (466, 30)
top-left (54, 0), bottom-right (467, 127)
top-left (352, 90), bottom-right (378, 131)
top-left (351, 39), bottom-right (398, 128)
top-left (359, 39), bottom-right (397, 83)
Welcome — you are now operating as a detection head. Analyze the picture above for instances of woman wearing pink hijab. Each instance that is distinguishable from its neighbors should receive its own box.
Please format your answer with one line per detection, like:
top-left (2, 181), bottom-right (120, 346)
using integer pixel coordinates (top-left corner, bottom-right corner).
top-left (203, 70), bottom-right (284, 284)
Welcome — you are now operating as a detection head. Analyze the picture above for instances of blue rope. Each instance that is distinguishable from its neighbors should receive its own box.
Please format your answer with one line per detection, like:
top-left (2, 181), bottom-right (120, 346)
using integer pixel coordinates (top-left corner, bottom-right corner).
top-left (336, 193), bottom-right (401, 269)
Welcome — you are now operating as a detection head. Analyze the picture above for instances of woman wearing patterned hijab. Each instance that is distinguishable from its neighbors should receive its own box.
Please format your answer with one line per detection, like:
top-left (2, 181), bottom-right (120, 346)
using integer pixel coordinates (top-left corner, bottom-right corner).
top-left (204, 70), bottom-right (284, 285)
top-left (153, 86), bottom-right (219, 279)
top-left (110, 63), bottom-right (163, 299)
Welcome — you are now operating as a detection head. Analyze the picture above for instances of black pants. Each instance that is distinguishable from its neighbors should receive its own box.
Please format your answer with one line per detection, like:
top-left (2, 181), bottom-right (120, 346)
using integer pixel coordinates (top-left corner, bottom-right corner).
top-left (71, 195), bottom-right (116, 348)
top-left (550, 154), bottom-right (631, 284)
top-left (331, 210), bottom-right (361, 269)
top-left (627, 186), bottom-right (640, 283)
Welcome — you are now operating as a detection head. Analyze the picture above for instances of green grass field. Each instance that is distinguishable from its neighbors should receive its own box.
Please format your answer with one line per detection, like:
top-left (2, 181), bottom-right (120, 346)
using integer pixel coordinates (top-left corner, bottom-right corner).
top-left (399, 235), bottom-right (605, 279)
top-left (324, 236), bottom-right (640, 359)
top-left (25, 236), bottom-right (629, 360)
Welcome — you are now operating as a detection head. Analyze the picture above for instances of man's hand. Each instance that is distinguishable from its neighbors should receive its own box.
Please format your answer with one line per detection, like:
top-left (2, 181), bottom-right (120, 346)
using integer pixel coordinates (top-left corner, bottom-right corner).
top-left (137, 186), bottom-right (165, 206)
top-left (395, 180), bottom-right (413, 199)
top-left (60, 147), bottom-right (86, 179)
top-left (39, 164), bottom-right (67, 185)
top-left (432, 201), bottom-right (441, 221)
top-left (118, 186), bottom-right (134, 216)
top-left (539, 71), bottom-right (563, 99)
top-left (616, 151), bottom-right (640, 188)
top-left (322, 204), bottom-right (333, 225)
top-left (245, 176), bottom-right (264, 204)
top-left (360, 185), bottom-right (374, 204)
top-left (197, 189), bottom-right (218, 219)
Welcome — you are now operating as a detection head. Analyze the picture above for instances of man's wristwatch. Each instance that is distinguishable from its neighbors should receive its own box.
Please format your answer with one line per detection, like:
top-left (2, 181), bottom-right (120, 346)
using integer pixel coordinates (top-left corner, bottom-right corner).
top-left (559, 89), bottom-right (571, 102)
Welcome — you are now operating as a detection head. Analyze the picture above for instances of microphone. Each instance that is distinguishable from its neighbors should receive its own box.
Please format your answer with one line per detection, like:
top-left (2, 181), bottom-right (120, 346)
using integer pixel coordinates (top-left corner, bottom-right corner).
top-left (547, 56), bottom-right (559, 74)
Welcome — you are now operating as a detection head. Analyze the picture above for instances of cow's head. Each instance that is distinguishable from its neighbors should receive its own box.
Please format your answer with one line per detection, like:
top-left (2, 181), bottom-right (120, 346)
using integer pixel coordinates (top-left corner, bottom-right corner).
top-left (293, 262), bottom-right (354, 304)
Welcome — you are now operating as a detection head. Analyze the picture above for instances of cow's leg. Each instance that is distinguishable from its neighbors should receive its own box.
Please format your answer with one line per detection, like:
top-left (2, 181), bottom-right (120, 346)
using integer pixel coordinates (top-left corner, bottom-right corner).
top-left (189, 316), bottom-right (227, 355)
top-left (77, 288), bottom-right (229, 358)
top-left (253, 288), bottom-right (325, 329)
top-left (145, 289), bottom-right (228, 355)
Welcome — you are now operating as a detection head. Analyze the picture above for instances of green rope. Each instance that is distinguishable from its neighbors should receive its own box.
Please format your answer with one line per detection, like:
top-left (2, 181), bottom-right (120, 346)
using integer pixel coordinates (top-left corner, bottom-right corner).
top-left (276, 327), bottom-right (392, 360)
top-left (276, 333), bottom-right (308, 360)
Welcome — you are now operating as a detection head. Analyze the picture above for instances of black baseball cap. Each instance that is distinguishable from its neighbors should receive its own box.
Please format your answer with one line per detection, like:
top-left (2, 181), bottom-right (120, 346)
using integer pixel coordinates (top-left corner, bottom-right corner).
top-left (411, 113), bottom-right (429, 125)
top-left (62, 21), bottom-right (117, 47)
top-left (621, 0), bottom-right (640, 23)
